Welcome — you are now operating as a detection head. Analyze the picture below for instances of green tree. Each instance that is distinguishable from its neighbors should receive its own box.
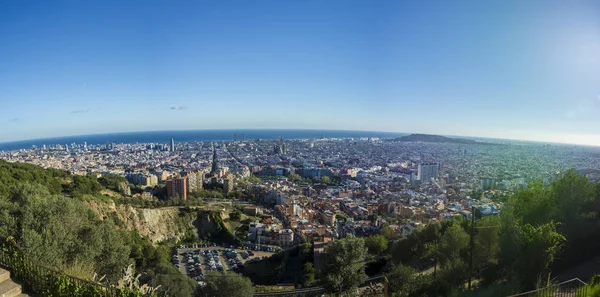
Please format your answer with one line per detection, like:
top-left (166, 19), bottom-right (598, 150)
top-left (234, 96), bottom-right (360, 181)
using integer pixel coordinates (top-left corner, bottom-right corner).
top-left (144, 263), bottom-right (197, 297)
top-left (197, 271), bottom-right (254, 297)
top-left (514, 222), bottom-right (565, 289)
top-left (368, 214), bottom-right (378, 222)
top-left (379, 223), bottom-right (394, 240)
top-left (98, 173), bottom-right (128, 192)
top-left (68, 175), bottom-right (102, 197)
top-left (387, 263), bottom-right (418, 296)
top-left (364, 234), bottom-right (389, 255)
top-left (438, 257), bottom-right (469, 289)
top-left (391, 222), bottom-right (441, 265)
top-left (473, 216), bottom-right (501, 274)
top-left (551, 170), bottom-right (596, 242)
top-left (321, 176), bottom-right (331, 184)
top-left (288, 173), bottom-right (302, 183)
top-left (322, 236), bottom-right (367, 293)
top-left (3, 183), bottom-right (131, 282)
top-left (438, 223), bottom-right (469, 266)
top-left (300, 262), bottom-right (316, 287)
top-left (230, 211), bottom-right (242, 221)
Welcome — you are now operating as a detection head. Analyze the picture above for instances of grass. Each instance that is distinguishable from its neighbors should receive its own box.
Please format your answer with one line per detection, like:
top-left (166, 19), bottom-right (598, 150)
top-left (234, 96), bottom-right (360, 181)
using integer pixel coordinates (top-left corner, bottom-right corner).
top-left (224, 221), bottom-right (243, 234)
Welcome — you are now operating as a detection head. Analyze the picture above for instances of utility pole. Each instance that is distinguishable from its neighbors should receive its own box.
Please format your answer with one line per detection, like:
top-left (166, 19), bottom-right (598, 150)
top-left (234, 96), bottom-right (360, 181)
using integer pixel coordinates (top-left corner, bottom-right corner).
top-left (383, 274), bottom-right (389, 297)
top-left (468, 206), bottom-right (475, 289)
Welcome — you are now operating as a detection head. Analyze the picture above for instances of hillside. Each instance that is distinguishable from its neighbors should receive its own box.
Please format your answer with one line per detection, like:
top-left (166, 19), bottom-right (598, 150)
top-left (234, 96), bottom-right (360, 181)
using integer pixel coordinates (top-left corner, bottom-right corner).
top-left (0, 160), bottom-right (197, 296)
top-left (85, 201), bottom-right (197, 243)
top-left (393, 133), bottom-right (479, 144)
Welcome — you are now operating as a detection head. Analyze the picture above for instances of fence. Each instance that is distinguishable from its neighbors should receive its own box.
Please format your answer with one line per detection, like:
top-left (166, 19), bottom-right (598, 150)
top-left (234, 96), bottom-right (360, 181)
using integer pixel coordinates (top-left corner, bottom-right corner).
top-left (0, 236), bottom-right (146, 297)
top-left (506, 278), bottom-right (588, 297)
top-left (252, 274), bottom-right (386, 297)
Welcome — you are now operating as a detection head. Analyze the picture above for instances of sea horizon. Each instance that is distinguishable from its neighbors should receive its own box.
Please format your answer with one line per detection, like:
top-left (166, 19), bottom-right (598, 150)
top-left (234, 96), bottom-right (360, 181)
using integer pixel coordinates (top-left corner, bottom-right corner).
top-left (0, 129), bottom-right (411, 151)
top-left (1, 129), bottom-right (593, 152)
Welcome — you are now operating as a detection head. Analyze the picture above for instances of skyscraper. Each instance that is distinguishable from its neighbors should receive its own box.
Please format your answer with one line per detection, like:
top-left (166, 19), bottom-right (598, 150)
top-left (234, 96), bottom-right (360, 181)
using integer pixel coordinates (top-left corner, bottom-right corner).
top-left (167, 177), bottom-right (187, 200)
top-left (223, 176), bottom-right (234, 194)
top-left (418, 163), bottom-right (440, 184)
top-left (185, 170), bottom-right (204, 192)
top-left (170, 138), bottom-right (175, 152)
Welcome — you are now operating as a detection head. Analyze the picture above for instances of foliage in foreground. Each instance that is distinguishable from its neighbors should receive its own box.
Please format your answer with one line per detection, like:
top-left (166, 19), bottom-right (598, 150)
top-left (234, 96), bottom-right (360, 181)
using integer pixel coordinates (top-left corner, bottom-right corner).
top-left (386, 169), bottom-right (600, 296)
top-left (322, 235), bottom-right (367, 293)
top-left (196, 271), bottom-right (254, 297)
top-left (0, 161), bottom-right (195, 296)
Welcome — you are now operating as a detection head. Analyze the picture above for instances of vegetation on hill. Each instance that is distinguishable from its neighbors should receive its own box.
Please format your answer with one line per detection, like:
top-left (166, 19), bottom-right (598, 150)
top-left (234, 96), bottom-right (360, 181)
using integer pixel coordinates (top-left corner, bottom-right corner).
top-left (382, 169), bottom-right (600, 296)
top-left (0, 160), bottom-right (195, 296)
top-left (197, 271), bottom-right (254, 297)
top-left (0, 160), bottom-right (68, 198)
top-left (322, 235), bottom-right (368, 293)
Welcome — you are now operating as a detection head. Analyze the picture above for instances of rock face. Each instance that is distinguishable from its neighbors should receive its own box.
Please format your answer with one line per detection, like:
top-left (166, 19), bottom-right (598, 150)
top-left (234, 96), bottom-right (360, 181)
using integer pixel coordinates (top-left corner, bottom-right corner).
top-left (85, 201), bottom-right (197, 243)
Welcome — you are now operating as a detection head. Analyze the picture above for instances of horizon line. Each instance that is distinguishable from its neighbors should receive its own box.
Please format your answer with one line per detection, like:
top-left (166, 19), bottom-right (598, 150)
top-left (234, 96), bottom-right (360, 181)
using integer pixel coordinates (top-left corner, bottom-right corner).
top-left (1, 128), bottom-right (597, 148)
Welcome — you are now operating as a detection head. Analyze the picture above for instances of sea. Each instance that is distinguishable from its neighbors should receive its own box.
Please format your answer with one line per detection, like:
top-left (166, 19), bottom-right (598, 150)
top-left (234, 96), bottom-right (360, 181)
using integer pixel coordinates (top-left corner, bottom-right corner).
top-left (0, 129), bottom-right (409, 151)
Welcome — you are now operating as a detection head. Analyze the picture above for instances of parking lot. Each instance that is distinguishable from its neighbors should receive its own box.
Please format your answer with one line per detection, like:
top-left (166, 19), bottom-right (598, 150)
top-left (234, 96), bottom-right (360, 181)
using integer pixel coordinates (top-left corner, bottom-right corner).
top-left (172, 244), bottom-right (278, 284)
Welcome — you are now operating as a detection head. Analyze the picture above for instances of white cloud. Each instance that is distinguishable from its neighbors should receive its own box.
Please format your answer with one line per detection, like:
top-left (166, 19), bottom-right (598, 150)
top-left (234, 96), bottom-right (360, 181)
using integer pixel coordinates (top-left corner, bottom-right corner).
top-left (170, 106), bottom-right (188, 110)
top-left (70, 109), bottom-right (90, 114)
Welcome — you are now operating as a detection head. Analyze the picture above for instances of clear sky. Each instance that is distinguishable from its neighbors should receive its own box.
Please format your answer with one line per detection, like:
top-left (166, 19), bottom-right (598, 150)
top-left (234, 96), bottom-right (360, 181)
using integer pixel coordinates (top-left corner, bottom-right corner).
top-left (1, 0), bottom-right (599, 145)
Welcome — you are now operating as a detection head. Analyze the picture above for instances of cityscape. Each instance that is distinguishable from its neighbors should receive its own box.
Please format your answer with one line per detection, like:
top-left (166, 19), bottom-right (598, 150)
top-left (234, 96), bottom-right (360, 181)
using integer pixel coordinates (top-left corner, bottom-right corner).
top-left (1, 0), bottom-right (600, 296)
top-left (2, 132), bottom-right (600, 294)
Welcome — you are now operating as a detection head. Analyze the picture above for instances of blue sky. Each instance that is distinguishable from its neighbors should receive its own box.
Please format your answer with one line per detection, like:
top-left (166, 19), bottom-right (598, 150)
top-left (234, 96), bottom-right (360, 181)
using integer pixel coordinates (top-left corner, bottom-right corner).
top-left (1, 0), bottom-right (599, 145)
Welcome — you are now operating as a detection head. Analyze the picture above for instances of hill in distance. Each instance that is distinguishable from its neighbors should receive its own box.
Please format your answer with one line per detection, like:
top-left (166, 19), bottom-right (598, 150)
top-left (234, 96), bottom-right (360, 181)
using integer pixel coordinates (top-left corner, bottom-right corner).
top-left (393, 133), bottom-right (480, 144)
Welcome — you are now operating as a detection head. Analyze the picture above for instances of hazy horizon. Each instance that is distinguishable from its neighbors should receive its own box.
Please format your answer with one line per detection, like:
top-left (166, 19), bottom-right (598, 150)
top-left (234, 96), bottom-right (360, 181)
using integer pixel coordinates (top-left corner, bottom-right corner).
top-left (2, 128), bottom-right (599, 149)
top-left (1, 1), bottom-right (599, 145)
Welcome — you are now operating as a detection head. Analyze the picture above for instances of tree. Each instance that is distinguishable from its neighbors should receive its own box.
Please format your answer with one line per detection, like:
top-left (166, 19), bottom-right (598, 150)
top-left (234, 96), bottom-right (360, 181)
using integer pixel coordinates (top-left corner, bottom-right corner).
top-left (288, 173), bottom-right (302, 183)
top-left (379, 223), bottom-right (394, 240)
top-left (551, 169), bottom-right (596, 243)
top-left (98, 173), bottom-right (128, 192)
top-left (300, 262), bottom-right (316, 287)
top-left (473, 216), bottom-right (501, 273)
top-left (437, 223), bottom-right (469, 266)
top-left (368, 214), bottom-right (378, 222)
top-left (514, 222), bottom-right (565, 289)
top-left (322, 236), bottom-right (367, 293)
top-left (387, 263), bottom-right (419, 296)
top-left (391, 222), bottom-right (441, 265)
top-left (3, 183), bottom-right (131, 282)
top-left (321, 176), bottom-right (331, 184)
top-left (68, 175), bottom-right (102, 196)
top-left (230, 211), bottom-right (242, 221)
top-left (364, 234), bottom-right (389, 255)
top-left (197, 271), bottom-right (254, 297)
top-left (436, 257), bottom-right (470, 291)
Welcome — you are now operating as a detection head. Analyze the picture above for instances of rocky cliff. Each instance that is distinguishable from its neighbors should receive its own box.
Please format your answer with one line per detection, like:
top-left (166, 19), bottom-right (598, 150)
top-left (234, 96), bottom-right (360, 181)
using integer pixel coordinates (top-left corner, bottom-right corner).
top-left (85, 201), bottom-right (232, 244)
top-left (85, 201), bottom-right (197, 243)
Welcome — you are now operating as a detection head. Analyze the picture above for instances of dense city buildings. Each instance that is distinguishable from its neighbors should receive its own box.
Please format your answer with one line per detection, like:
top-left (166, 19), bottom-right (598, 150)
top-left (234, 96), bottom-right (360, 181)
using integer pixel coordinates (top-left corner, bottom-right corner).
top-left (2, 135), bottom-right (600, 250)
top-left (418, 163), bottom-right (439, 184)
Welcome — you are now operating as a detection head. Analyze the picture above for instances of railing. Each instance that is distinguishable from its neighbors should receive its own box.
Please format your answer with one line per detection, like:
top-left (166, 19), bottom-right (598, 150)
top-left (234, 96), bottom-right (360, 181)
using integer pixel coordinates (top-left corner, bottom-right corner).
top-left (0, 236), bottom-right (149, 297)
top-left (506, 278), bottom-right (588, 297)
top-left (252, 274), bottom-right (385, 297)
